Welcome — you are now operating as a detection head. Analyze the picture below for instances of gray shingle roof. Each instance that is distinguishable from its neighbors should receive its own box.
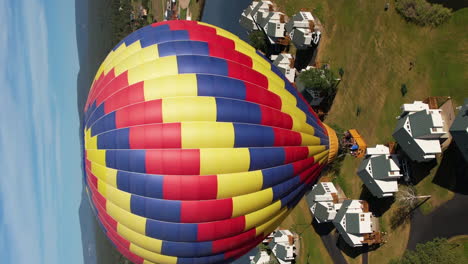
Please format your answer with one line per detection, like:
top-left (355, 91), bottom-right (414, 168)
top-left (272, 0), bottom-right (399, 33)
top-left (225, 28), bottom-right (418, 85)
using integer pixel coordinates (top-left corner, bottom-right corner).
top-left (408, 110), bottom-right (434, 138)
top-left (313, 202), bottom-right (332, 223)
top-left (357, 158), bottom-right (388, 198)
top-left (392, 115), bottom-right (427, 162)
top-left (345, 213), bottom-right (361, 234)
top-left (275, 244), bottom-right (288, 260)
top-left (332, 200), bottom-right (354, 246)
top-left (450, 99), bottom-right (468, 162)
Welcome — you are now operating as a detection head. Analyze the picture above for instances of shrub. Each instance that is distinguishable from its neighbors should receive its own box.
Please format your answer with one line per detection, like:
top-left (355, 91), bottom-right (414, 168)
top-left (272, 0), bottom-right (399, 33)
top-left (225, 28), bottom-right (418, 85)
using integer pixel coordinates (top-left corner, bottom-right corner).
top-left (395, 0), bottom-right (452, 27)
top-left (248, 30), bottom-right (267, 53)
top-left (401, 84), bottom-right (408, 96)
top-left (297, 67), bottom-right (338, 95)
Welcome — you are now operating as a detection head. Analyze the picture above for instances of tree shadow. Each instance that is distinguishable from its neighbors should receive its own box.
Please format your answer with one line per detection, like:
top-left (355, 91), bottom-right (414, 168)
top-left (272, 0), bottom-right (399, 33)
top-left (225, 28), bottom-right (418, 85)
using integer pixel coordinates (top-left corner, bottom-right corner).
top-left (426, 0), bottom-right (468, 11)
top-left (311, 218), bottom-right (335, 236)
top-left (390, 206), bottom-right (412, 230)
top-left (432, 143), bottom-right (468, 194)
top-left (404, 155), bottom-right (438, 185)
top-left (294, 46), bottom-right (317, 71)
top-left (359, 185), bottom-right (395, 217)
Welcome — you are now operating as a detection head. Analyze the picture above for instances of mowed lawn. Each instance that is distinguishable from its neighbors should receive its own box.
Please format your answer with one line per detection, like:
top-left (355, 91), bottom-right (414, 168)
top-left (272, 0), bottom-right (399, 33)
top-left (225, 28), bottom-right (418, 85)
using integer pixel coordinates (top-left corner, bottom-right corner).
top-left (274, 0), bottom-right (468, 263)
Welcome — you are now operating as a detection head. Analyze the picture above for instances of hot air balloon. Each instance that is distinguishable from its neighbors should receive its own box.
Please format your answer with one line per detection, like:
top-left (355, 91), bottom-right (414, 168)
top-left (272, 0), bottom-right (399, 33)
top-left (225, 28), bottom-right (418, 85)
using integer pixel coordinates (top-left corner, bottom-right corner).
top-left (83, 20), bottom-right (338, 264)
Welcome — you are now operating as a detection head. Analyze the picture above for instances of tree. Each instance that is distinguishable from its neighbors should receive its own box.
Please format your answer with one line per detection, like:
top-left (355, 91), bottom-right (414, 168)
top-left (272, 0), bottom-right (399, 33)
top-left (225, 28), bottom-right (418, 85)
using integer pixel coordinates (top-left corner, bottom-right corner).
top-left (401, 84), bottom-right (408, 96)
top-left (248, 30), bottom-right (267, 53)
top-left (389, 238), bottom-right (459, 264)
top-left (396, 185), bottom-right (431, 209)
top-left (297, 67), bottom-right (338, 96)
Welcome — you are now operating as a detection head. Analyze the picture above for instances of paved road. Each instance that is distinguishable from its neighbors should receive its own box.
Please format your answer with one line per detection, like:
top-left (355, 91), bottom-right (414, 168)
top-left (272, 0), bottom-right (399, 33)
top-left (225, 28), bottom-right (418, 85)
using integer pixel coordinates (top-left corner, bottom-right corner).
top-left (312, 221), bottom-right (348, 264)
top-left (407, 193), bottom-right (468, 250)
top-left (362, 252), bottom-right (368, 264)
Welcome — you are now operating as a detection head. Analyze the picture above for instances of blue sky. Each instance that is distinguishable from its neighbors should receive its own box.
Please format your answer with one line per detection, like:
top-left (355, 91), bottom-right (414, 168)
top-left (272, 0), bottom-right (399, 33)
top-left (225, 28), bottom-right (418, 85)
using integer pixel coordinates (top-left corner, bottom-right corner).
top-left (0, 0), bottom-right (83, 263)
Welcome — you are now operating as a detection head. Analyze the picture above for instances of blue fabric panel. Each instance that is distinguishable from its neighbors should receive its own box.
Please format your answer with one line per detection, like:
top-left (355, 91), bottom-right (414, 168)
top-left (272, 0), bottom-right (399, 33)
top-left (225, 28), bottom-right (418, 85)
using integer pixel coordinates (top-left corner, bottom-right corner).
top-left (177, 56), bottom-right (228, 76)
top-left (145, 219), bottom-right (198, 242)
top-left (130, 195), bottom-right (181, 222)
top-left (105, 150), bottom-right (146, 173)
top-left (249, 148), bottom-right (285, 171)
top-left (116, 171), bottom-right (164, 198)
top-left (158, 41), bottom-right (209, 57)
top-left (272, 175), bottom-right (301, 201)
top-left (233, 124), bottom-right (274, 147)
top-left (161, 240), bottom-right (213, 257)
top-left (320, 137), bottom-right (329, 149)
top-left (215, 98), bottom-right (261, 124)
top-left (280, 182), bottom-right (303, 208)
top-left (177, 254), bottom-right (225, 264)
top-left (85, 101), bottom-right (97, 122)
top-left (97, 128), bottom-right (130, 149)
top-left (196, 75), bottom-right (246, 100)
top-left (141, 30), bottom-right (190, 48)
top-left (91, 112), bottom-right (116, 136)
top-left (261, 163), bottom-right (295, 189)
top-left (86, 104), bottom-right (105, 129)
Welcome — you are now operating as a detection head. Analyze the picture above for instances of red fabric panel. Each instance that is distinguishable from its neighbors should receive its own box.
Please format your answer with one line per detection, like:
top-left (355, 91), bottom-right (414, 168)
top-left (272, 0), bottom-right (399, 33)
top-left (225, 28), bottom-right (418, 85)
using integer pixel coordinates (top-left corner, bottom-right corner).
top-left (129, 123), bottom-right (181, 149)
top-left (95, 71), bottom-right (129, 106)
top-left (305, 165), bottom-right (324, 184)
top-left (115, 100), bottom-right (163, 129)
top-left (259, 105), bottom-right (293, 129)
top-left (212, 229), bottom-right (257, 254)
top-left (197, 216), bottom-right (246, 242)
top-left (168, 20), bottom-right (198, 30)
top-left (224, 234), bottom-right (264, 260)
top-left (180, 198), bottom-right (233, 223)
top-left (88, 69), bottom-right (117, 108)
top-left (273, 128), bottom-right (302, 146)
top-left (86, 69), bottom-right (108, 110)
top-left (299, 162), bottom-right (320, 182)
top-left (227, 61), bottom-right (268, 88)
top-left (245, 82), bottom-right (282, 109)
top-left (284, 146), bottom-right (310, 164)
top-left (103, 82), bottom-right (145, 114)
top-left (163, 175), bottom-right (217, 200)
top-left (292, 156), bottom-right (316, 175)
top-left (145, 149), bottom-right (200, 175)
top-left (208, 43), bottom-right (253, 68)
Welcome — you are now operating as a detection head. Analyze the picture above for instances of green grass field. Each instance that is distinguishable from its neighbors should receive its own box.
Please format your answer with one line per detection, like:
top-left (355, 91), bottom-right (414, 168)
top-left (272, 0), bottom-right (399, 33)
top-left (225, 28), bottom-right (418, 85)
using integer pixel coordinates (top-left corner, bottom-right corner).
top-left (276, 0), bottom-right (467, 263)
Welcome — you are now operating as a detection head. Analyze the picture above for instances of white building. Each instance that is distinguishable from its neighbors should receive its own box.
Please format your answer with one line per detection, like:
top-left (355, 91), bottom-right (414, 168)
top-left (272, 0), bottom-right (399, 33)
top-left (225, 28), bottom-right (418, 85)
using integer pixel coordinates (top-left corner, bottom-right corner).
top-left (332, 200), bottom-right (382, 247)
top-left (257, 11), bottom-right (287, 40)
top-left (393, 101), bottom-right (447, 162)
top-left (249, 251), bottom-right (271, 264)
top-left (239, 1), bottom-right (273, 31)
top-left (285, 11), bottom-right (321, 49)
top-left (357, 145), bottom-right (403, 198)
top-left (269, 230), bottom-right (296, 264)
top-left (271, 53), bottom-right (296, 83)
top-left (306, 182), bottom-right (343, 223)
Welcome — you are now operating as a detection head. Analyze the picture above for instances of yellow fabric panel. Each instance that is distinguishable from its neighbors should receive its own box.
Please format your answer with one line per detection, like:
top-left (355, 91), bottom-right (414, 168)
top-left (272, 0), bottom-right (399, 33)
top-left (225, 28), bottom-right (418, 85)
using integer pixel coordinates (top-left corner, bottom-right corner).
top-left (162, 97), bottom-right (217, 123)
top-left (103, 184), bottom-right (132, 212)
top-left (103, 41), bottom-right (143, 75)
top-left (114, 45), bottom-right (159, 76)
top-left (84, 129), bottom-right (96, 150)
top-left (91, 162), bottom-right (118, 188)
top-left (93, 43), bottom-right (126, 81)
top-left (117, 224), bottom-right (163, 253)
top-left (216, 170), bottom-right (263, 199)
top-left (144, 74), bottom-right (197, 101)
top-left (142, 261), bottom-right (157, 264)
top-left (314, 150), bottom-right (329, 162)
top-left (129, 244), bottom-right (177, 264)
top-left (244, 200), bottom-right (282, 231)
top-left (319, 155), bottom-right (328, 165)
top-left (181, 122), bottom-right (234, 149)
top-left (199, 148), bottom-right (250, 175)
top-left (255, 208), bottom-right (289, 236)
top-left (269, 84), bottom-right (297, 107)
top-left (86, 149), bottom-right (106, 166)
top-left (97, 179), bottom-right (107, 196)
top-left (281, 102), bottom-right (306, 122)
top-left (127, 56), bottom-right (178, 85)
top-left (231, 188), bottom-right (273, 218)
top-left (308, 146), bottom-right (327, 157)
top-left (300, 133), bottom-right (321, 146)
top-left (106, 202), bottom-right (146, 235)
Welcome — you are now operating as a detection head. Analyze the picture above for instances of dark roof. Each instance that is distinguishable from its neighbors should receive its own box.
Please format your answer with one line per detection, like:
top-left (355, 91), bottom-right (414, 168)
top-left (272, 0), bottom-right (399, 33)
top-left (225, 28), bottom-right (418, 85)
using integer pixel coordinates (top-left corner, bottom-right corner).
top-left (370, 155), bottom-right (392, 180)
top-left (408, 110), bottom-right (434, 138)
top-left (345, 213), bottom-right (361, 234)
top-left (357, 158), bottom-right (387, 198)
top-left (392, 116), bottom-right (427, 162)
top-left (313, 202), bottom-right (332, 222)
top-left (275, 244), bottom-right (288, 260)
top-left (332, 200), bottom-right (355, 246)
top-left (450, 99), bottom-right (468, 162)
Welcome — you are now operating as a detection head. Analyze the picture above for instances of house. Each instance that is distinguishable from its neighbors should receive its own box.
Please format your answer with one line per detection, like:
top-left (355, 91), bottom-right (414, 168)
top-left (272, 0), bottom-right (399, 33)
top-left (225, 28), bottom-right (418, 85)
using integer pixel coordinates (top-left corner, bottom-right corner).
top-left (332, 200), bottom-right (382, 247)
top-left (392, 101), bottom-right (447, 162)
top-left (256, 11), bottom-right (287, 41)
top-left (239, 1), bottom-right (273, 31)
top-left (285, 11), bottom-right (321, 49)
top-left (249, 251), bottom-right (271, 264)
top-left (269, 230), bottom-right (296, 264)
top-left (306, 182), bottom-right (344, 223)
top-left (271, 53), bottom-right (296, 83)
top-left (449, 99), bottom-right (468, 162)
top-left (357, 145), bottom-right (403, 198)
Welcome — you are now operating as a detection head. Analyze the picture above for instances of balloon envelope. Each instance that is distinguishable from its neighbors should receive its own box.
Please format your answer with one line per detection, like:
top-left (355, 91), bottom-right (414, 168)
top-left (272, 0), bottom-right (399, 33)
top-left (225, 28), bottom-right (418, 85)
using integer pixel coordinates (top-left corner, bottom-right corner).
top-left (84, 20), bottom-right (337, 264)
